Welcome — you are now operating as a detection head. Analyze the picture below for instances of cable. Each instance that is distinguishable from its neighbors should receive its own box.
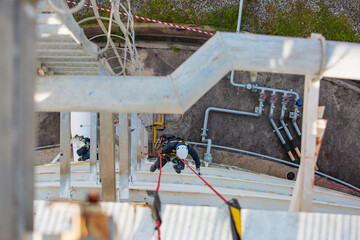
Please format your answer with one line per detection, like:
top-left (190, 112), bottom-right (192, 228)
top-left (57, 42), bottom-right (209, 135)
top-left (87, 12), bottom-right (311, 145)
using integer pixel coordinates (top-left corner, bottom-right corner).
top-left (187, 141), bottom-right (360, 192)
top-left (47, 0), bottom-right (86, 14)
top-left (84, 2), bottom-right (115, 55)
top-left (35, 148), bottom-right (60, 153)
top-left (155, 152), bottom-right (162, 240)
top-left (156, 154), bottom-right (162, 192)
top-left (315, 180), bottom-right (360, 192)
top-left (176, 154), bottom-right (228, 204)
top-left (164, 114), bottom-right (184, 128)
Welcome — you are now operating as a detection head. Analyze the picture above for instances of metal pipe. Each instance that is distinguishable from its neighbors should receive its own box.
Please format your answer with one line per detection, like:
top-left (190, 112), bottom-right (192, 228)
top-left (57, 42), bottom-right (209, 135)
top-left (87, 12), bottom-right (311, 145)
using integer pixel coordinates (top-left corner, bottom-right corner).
top-left (187, 142), bottom-right (360, 192)
top-left (292, 105), bottom-right (302, 137)
top-left (279, 96), bottom-right (301, 158)
top-left (201, 102), bottom-right (263, 166)
top-left (230, 79), bottom-right (302, 138)
top-left (34, 144), bottom-right (60, 150)
top-left (269, 100), bottom-right (296, 162)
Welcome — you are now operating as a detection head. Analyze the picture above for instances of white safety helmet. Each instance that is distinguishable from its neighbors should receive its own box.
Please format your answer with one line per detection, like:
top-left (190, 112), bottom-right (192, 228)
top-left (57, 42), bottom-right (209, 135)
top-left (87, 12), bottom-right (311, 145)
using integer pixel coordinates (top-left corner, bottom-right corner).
top-left (176, 144), bottom-right (189, 160)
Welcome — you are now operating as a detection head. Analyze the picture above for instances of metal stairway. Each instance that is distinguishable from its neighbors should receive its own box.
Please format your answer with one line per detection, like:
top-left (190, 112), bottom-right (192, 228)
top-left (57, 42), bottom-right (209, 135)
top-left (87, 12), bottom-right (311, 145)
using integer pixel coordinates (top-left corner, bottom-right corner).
top-left (36, 0), bottom-right (113, 76)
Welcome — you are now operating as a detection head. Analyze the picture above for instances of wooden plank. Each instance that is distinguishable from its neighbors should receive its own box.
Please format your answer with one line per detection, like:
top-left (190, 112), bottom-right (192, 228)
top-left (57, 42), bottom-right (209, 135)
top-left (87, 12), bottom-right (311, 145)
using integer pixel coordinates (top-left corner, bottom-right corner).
top-left (60, 112), bottom-right (71, 199)
top-left (118, 113), bottom-right (131, 199)
top-left (90, 112), bottom-right (98, 181)
top-left (289, 75), bottom-right (320, 212)
top-left (100, 113), bottom-right (116, 201)
top-left (315, 119), bottom-right (327, 160)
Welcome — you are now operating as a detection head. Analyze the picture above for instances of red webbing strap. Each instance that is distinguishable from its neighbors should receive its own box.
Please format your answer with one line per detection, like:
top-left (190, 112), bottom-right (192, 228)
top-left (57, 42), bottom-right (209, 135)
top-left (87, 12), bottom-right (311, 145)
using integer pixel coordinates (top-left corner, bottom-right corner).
top-left (155, 153), bottom-right (162, 240)
top-left (156, 154), bottom-right (163, 192)
top-left (176, 154), bottom-right (228, 204)
top-left (156, 219), bottom-right (161, 240)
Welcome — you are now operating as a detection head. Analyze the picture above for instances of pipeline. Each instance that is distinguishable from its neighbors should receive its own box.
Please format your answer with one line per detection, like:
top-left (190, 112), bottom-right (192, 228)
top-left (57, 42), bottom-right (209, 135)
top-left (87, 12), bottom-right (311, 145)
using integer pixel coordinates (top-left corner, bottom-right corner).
top-left (187, 142), bottom-right (360, 192)
top-left (279, 95), bottom-right (301, 158)
top-left (230, 78), bottom-right (302, 137)
top-left (268, 97), bottom-right (296, 162)
top-left (201, 98), bottom-right (264, 166)
top-left (34, 144), bottom-right (60, 150)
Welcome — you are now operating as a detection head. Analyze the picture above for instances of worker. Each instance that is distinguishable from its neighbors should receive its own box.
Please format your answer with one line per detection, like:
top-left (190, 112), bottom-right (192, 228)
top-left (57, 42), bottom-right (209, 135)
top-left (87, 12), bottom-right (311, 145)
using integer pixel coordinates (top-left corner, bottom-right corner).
top-left (74, 135), bottom-right (91, 161)
top-left (150, 136), bottom-right (201, 175)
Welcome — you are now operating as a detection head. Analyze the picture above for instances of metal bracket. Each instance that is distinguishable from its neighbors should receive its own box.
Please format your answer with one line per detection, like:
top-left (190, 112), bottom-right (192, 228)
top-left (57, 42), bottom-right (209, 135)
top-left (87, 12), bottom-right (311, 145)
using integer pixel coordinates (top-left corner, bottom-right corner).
top-left (273, 123), bottom-right (288, 132)
top-left (289, 112), bottom-right (295, 119)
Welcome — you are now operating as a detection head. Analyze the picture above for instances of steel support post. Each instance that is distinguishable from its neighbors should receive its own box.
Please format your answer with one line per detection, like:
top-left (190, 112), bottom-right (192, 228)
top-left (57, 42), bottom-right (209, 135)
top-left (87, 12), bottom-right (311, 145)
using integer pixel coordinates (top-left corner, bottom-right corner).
top-left (140, 124), bottom-right (145, 167)
top-left (289, 75), bottom-right (320, 212)
top-left (100, 113), bottom-right (116, 201)
top-left (0, 0), bottom-right (37, 238)
top-left (137, 118), bottom-right (143, 170)
top-left (143, 128), bottom-right (148, 164)
top-left (60, 112), bottom-right (72, 199)
top-left (130, 113), bottom-right (139, 177)
top-left (118, 113), bottom-right (131, 199)
top-left (90, 112), bottom-right (98, 181)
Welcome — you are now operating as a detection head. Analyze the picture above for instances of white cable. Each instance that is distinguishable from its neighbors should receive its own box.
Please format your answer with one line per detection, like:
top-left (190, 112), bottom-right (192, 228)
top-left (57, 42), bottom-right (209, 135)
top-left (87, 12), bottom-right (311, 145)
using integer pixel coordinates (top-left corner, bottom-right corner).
top-left (46, 0), bottom-right (86, 14)
top-left (84, 2), bottom-right (115, 55)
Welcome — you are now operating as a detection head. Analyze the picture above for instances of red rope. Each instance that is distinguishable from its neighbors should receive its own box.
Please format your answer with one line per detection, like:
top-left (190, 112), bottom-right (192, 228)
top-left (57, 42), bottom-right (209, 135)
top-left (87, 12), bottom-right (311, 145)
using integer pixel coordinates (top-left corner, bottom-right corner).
top-left (156, 154), bottom-right (162, 192)
top-left (176, 154), bottom-right (228, 204)
top-left (145, 149), bottom-right (161, 156)
top-left (315, 180), bottom-right (360, 192)
top-left (155, 153), bottom-right (162, 240)
top-left (156, 219), bottom-right (161, 240)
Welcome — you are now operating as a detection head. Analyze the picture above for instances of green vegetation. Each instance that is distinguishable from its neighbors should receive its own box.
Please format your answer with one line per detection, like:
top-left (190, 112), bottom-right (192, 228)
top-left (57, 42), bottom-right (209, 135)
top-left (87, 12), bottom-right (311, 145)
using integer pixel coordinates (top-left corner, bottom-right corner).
top-left (263, 2), bottom-right (358, 42)
top-left (171, 46), bottom-right (181, 53)
top-left (75, 0), bottom-right (359, 43)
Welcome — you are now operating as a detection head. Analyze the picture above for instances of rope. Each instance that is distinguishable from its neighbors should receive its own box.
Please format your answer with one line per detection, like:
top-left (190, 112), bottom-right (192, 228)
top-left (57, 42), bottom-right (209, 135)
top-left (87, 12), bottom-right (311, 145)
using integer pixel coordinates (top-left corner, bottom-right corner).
top-left (176, 154), bottom-right (228, 204)
top-left (66, 0), bottom-right (214, 36)
top-left (163, 114), bottom-right (184, 128)
top-left (155, 152), bottom-right (163, 240)
top-left (315, 178), bottom-right (360, 192)
top-left (156, 219), bottom-right (161, 240)
top-left (156, 154), bottom-right (163, 192)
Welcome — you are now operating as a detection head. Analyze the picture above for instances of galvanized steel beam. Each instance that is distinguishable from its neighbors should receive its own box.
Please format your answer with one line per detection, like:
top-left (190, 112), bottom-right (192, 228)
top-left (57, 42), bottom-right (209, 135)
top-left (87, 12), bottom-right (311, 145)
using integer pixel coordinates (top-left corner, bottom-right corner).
top-left (99, 113), bottom-right (116, 201)
top-left (118, 113), bottom-right (131, 199)
top-left (0, 0), bottom-right (37, 238)
top-left (60, 112), bottom-right (72, 199)
top-left (89, 112), bottom-right (98, 181)
top-left (35, 33), bottom-right (360, 113)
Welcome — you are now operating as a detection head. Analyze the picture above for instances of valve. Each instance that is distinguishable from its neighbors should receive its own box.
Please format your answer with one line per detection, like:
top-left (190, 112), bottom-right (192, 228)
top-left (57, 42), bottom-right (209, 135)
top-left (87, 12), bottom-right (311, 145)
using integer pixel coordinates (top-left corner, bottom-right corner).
top-left (204, 153), bottom-right (213, 167)
top-left (271, 94), bottom-right (279, 102)
top-left (296, 98), bottom-right (303, 107)
top-left (282, 96), bottom-right (290, 104)
top-left (259, 92), bottom-right (267, 101)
